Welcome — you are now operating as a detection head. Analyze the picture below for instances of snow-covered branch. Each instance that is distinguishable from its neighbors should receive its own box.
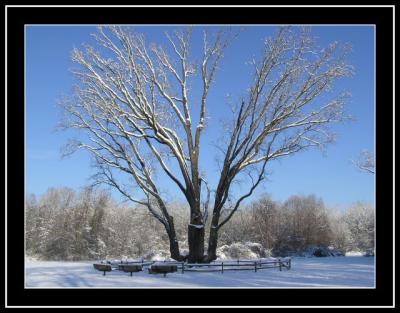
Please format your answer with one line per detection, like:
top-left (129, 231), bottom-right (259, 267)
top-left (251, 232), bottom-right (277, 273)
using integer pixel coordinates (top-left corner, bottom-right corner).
top-left (352, 150), bottom-right (375, 174)
top-left (208, 27), bottom-right (352, 253)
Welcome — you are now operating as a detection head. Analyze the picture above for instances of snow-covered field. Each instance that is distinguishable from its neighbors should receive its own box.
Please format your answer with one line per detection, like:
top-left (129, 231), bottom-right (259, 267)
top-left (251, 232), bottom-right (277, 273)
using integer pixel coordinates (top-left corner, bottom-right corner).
top-left (25, 256), bottom-right (375, 288)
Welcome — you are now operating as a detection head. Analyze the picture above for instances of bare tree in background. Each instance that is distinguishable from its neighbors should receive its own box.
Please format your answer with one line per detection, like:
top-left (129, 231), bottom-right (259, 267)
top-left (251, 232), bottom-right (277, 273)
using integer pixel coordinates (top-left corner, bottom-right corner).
top-left (60, 26), bottom-right (352, 262)
top-left (353, 150), bottom-right (375, 174)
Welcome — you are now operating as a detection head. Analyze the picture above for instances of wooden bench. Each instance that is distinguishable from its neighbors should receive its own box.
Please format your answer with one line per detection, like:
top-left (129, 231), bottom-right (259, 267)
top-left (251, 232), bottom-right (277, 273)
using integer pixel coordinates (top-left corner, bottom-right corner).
top-left (93, 263), bottom-right (112, 276)
top-left (118, 264), bottom-right (143, 276)
top-left (148, 263), bottom-right (178, 277)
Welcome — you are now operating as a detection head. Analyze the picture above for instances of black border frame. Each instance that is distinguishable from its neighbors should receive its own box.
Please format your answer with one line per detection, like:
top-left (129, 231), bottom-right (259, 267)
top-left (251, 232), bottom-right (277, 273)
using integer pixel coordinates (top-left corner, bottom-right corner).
top-left (6, 4), bottom-right (394, 308)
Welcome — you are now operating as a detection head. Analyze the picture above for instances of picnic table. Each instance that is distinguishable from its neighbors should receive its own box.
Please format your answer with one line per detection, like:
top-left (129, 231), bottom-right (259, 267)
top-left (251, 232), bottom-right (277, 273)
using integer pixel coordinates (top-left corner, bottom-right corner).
top-left (148, 262), bottom-right (178, 277)
top-left (118, 264), bottom-right (143, 276)
top-left (93, 263), bottom-right (112, 276)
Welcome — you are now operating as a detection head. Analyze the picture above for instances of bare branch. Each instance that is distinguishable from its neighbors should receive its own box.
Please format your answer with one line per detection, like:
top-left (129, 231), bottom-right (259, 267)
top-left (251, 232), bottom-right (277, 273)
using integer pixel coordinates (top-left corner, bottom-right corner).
top-left (352, 150), bottom-right (375, 174)
top-left (210, 26), bottom-right (352, 232)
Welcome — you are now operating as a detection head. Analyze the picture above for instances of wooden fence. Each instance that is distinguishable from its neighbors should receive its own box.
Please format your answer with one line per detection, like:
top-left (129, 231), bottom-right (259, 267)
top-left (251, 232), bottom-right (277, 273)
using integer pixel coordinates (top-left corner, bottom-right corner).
top-left (178, 258), bottom-right (291, 273)
top-left (101, 258), bottom-right (291, 274)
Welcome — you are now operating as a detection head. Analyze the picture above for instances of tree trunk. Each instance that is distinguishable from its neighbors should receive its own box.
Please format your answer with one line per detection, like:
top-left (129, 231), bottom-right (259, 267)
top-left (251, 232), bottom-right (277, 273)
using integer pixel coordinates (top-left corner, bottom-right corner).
top-left (168, 234), bottom-right (184, 261)
top-left (165, 216), bottom-right (185, 261)
top-left (188, 223), bottom-right (205, 263)
top-left (206, 226), bottom-right (219, 262)
top-left (205, 207), bottom-right (222, 262)
top-left (187, 199), bottom-right (205, 263)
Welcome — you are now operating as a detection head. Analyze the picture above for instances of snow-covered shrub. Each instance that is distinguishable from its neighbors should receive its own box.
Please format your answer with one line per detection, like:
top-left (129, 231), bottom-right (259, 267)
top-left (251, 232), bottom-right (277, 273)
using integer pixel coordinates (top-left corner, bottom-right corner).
top-left (343, 203), bottom-right (375, 253)
top-left (272, 244), bottom-right (343, 258)
top-left (245, 242), bottom-right (269, 257)
top-left (345, 251), bottom-right (364, 256)
top-left (217, 243), bottom-right (257, 259)
top-left (345, 249), bottom-right (374, 257)
top-left (307, 245), bottom-right (343, 257)
top-left (143, 250), bottom-right (171, 261)
top-left (216, 242), bottom-right (270, 260)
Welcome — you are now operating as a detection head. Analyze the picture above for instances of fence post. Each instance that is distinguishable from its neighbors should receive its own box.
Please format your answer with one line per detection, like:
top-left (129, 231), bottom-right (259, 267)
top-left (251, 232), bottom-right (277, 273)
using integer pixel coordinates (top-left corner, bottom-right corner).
top-left (279, 260), bottom-right (282, 271)
top-left (254, 261), bottom-right (257, 272)
top-left (182, 262), bottom-right (185, 274)
top-left (222, 262), bottom-right (224, 274)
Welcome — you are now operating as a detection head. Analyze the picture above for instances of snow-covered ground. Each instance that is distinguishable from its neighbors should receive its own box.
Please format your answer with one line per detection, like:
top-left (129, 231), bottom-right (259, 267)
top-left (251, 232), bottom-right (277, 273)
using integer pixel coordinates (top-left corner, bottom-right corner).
top-left (25, 256), bottom-right (375, 288)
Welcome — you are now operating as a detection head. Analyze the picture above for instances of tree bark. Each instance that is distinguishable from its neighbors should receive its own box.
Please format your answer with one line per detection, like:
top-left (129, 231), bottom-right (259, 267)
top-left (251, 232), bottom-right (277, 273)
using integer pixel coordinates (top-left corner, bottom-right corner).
top-left (188, 224), bottom-right (205, 263)
top-left (206, 227), bottom-right (219, 262)
top-left (187, 199), bottom-right (205, 263)
top-left (168, 234), bottom-right (185, 262)
top-left (165, 216), bottom-right (185, 261)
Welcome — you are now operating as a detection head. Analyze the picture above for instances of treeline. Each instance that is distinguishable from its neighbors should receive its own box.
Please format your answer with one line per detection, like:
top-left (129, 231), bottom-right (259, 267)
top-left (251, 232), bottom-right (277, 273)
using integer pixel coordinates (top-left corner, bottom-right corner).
top-left (219, 195), bottom-right (374, 256)
top-left (25, 187), bottom-right (374, 261)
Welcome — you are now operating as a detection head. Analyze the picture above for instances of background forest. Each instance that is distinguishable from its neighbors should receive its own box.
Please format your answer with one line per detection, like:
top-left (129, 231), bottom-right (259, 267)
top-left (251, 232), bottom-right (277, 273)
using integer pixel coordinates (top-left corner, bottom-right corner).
top-left (25, 187), bottom-right (375, 261)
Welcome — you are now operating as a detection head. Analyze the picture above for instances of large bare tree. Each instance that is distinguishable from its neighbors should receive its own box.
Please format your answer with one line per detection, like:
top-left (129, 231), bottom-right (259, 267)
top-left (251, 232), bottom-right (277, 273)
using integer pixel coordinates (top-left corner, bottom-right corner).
top-left (60, 26), bottom-right (352, 262)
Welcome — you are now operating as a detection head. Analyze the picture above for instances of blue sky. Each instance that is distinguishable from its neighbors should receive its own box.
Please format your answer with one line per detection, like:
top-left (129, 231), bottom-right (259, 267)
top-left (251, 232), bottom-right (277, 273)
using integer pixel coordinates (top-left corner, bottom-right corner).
top-left (25, 25), bottom-right (375, 209)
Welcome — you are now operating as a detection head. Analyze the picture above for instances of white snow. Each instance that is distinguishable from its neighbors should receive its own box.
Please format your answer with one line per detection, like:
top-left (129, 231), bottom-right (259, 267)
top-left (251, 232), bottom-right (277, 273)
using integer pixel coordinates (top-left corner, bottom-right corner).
top-left (25, 256), bottom-right (374, 288)
top-left (188, 224), bottom-right (204, 229)
top-left (345, 251), bottom-right (365, 256)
